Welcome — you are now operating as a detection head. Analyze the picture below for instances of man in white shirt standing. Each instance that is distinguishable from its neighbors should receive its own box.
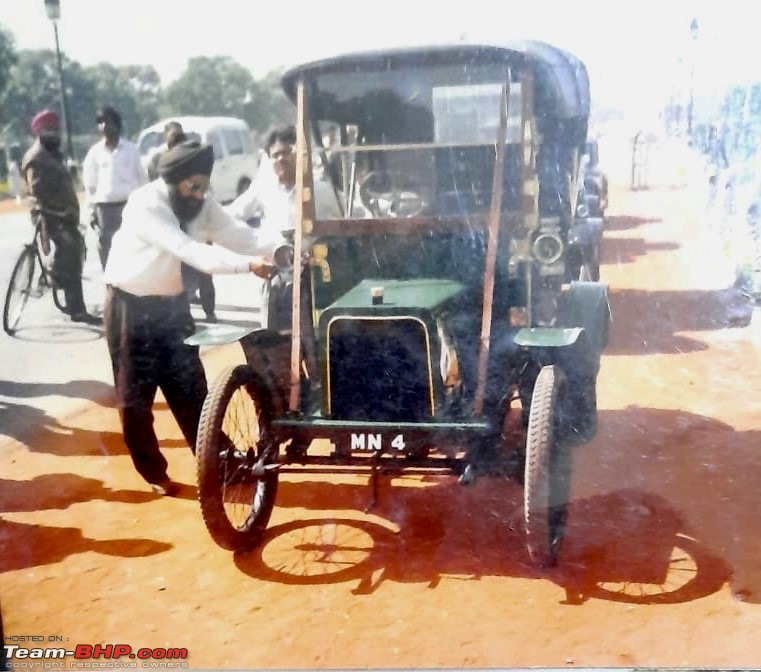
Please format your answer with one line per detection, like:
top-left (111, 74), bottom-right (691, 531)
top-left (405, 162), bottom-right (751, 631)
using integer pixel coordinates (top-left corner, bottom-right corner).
top-left (103, 139), bottom-right (274, 496)
top-left (83, 106), bottom-right (148, 269)
top-left (226, 124), bottom-right (344, 244)
top-left (226, 125), bottom-right (348, 328)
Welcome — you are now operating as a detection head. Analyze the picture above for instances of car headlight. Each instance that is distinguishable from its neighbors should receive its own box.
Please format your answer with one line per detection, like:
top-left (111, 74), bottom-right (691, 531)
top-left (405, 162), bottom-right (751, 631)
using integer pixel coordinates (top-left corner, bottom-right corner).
top-left (531, 231), bottom-right (564, 265)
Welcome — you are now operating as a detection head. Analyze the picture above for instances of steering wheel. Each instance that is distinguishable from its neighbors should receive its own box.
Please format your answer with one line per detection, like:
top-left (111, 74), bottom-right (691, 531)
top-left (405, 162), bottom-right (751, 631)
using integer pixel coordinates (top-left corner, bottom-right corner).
top-left (358, 170), bottom-right (427, 218)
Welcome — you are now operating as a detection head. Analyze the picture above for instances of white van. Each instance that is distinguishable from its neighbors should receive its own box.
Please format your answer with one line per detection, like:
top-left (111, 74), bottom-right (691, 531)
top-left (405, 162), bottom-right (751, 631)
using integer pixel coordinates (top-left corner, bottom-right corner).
top-left (137, 116), bottom-right (258, 203)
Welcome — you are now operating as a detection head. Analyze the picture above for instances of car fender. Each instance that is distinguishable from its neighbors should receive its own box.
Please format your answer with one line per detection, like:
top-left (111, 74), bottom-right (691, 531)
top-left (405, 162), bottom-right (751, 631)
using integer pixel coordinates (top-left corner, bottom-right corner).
top-left (557, 281), bottom-right (611, 355)
top-left (514, 327), bottom-right (584, 348)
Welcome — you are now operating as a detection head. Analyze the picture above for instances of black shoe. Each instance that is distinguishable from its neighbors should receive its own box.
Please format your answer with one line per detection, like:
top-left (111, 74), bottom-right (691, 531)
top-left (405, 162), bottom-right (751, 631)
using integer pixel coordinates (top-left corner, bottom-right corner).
top-left (203, 313), bottom-right (218, 323)
top-left (71, 312), bottom-right (103, 326)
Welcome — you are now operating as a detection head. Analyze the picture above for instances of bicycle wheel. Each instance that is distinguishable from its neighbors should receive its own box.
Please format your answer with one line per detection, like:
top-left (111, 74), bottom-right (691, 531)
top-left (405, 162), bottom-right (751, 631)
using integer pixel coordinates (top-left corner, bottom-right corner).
top-left (3, 247), bottom-right (37, 335)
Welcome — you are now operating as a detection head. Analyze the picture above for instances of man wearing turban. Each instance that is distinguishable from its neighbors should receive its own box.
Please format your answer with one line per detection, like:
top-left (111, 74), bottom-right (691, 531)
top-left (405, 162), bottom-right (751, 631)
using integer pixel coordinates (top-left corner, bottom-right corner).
top-left (20, 109), bottom-right (101, 324)
top-left (103, 139), bottom-right (275, 496)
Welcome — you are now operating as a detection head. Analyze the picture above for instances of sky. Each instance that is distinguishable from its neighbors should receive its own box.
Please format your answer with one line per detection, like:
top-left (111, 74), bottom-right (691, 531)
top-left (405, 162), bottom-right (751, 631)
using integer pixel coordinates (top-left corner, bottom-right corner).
top-left (1, 0), bottom-right (757, 125)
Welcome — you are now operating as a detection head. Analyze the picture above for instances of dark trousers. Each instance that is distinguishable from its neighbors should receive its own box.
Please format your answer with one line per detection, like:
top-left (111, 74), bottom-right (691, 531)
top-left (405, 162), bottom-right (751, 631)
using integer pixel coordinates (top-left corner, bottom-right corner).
top-left (95, 201), bottom-right (127, 269)
top-left (104, 286), bottom-right (208, 485)
top-left (43, 214), bottom-right (87, 315)
top-left (181, 264), bottom-right (216, 316)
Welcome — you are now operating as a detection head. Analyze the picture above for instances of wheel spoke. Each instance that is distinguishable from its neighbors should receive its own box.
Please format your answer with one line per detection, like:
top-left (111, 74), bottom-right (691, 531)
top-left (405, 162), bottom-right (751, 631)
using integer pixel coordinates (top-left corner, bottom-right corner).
top-left (3, 248), bottom-right (38, 335)
top-left (196, 365), bottom-right (278, 551)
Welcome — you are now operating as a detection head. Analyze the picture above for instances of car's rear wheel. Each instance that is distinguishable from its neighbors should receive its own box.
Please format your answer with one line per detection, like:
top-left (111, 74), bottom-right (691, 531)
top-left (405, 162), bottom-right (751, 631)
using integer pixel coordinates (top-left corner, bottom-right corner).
top-left (524, 365), bottom-right (572, 567)
top-left (197, 364), bottom-right (278, 551)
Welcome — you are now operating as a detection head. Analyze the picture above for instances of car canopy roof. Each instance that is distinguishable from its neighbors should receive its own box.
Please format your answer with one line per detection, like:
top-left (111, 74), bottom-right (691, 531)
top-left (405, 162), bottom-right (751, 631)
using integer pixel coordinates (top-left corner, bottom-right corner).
top-left (281, 41), bottom-right (589, 125)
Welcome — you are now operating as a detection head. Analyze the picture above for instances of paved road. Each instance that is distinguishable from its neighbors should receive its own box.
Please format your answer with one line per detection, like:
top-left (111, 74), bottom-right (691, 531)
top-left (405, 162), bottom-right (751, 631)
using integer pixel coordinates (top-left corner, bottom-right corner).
top-left (0, 209), bottom-right (264, 444)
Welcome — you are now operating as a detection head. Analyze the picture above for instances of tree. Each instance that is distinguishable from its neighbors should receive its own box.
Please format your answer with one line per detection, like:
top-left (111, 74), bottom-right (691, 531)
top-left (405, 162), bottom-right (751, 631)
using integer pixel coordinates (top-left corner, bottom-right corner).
top-left (249, 69), bottom-right (295, 133)
top-left (0, 49), bottom-right (68, 142)
top-left (82, 62), bottom-right (161, 137)
top-left (0, 25), bottom-right (18, 104)
top-left (162, 56), bottom-right (255, 119)
top-left (0, 43), bottom-right (298, 155)
top-left (161, 56), bottom-right (292, 132)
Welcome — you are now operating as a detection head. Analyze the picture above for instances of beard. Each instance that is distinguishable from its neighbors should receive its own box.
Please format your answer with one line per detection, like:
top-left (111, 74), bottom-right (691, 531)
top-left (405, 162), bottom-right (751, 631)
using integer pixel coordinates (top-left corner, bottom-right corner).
top-left (40, 135), bottom-right (62, 152)
top-left (168, 187), bottom-right (205, 226)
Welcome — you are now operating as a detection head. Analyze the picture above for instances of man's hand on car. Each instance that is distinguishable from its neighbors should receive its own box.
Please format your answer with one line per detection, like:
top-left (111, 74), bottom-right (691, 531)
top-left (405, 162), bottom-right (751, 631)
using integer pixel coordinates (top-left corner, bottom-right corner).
top-left (249, 258), bottom-right (276, 280)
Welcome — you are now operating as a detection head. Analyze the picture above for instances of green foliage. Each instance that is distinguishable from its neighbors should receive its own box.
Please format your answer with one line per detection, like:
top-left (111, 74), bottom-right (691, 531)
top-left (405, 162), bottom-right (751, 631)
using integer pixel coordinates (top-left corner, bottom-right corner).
top-left (162, 56), bottom-right (254, 119)
top-left (251, 69), bottom-right (295, 132)
top-left (159, 56), bottom-right (294, 133)
top-left (82, 62), bottom-right (161, 136)
top-left (0, 49), bottom-right (69, 140)
top-left (0, 25), bottom-right (18, 103)
top-left (0, 40), bottom-right (295, 159)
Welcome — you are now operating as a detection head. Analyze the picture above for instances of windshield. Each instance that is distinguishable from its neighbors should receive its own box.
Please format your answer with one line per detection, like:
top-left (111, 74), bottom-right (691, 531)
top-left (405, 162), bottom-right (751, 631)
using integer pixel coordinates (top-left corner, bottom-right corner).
top-left (312, 62), bottom-right (519, 145)
top-left (308, 62), bottom-right (523, 219)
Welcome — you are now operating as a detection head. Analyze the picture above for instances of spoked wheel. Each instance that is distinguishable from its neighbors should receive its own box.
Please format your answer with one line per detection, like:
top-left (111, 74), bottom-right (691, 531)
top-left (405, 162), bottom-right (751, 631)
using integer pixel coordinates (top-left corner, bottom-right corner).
top-left (196, 364), bottom-right (279, 551)
top-left (524, 365), bottom-right (572, 567)
top-left (3, 247), bottom-right (37, 335)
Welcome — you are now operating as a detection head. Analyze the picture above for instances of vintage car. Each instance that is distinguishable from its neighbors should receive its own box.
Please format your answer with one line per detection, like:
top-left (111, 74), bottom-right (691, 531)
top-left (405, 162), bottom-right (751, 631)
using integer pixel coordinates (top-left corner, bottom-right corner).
top-left (189, 41), bottom-right (611, 567)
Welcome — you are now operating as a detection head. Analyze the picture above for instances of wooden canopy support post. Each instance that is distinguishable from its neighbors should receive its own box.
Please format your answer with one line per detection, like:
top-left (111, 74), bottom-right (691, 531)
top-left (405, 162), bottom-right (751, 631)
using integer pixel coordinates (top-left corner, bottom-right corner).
top-left (473, 81), bottom-right (510, 416)
top-left (519, 69), bottom-right (538, 328)
top-left (290, 78), bottom-right (316, 412)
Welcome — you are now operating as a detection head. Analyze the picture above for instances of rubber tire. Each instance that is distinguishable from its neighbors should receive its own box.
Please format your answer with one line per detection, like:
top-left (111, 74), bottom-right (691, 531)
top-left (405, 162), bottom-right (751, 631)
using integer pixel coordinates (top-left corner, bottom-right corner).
top-left (197, 364), bottom-right (278, 551)
top-left (3, 247), bottom-right (36, 335)
top-left (524, 365), bottom-right (572, 567)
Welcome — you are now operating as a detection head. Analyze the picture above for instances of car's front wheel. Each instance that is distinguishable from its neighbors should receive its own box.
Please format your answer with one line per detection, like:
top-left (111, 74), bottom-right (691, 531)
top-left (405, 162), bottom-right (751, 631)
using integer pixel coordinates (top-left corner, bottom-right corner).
top-left (196, 364), bottom-right (278, 551)
top-left (524, 365), bottom-right (572, 567)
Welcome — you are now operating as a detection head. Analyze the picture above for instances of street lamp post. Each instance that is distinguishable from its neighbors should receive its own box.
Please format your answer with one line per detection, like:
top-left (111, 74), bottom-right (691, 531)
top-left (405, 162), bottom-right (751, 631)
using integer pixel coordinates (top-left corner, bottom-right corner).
top-left (43, 0), bottom-right (75, 169)
top-left (687, 17), bottom-right (699, 138)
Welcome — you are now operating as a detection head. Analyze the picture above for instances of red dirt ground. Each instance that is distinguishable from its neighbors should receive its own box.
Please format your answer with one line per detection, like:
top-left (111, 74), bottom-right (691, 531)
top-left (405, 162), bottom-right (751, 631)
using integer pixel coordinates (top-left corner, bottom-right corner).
top-left (2, 177), bottom-right (761, 669)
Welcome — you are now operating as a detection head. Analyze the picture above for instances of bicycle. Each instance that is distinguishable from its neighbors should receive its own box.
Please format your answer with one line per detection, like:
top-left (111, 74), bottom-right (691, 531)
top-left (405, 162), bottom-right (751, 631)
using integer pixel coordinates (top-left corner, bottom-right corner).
top-left (2, 207), bottom-right (70, 335)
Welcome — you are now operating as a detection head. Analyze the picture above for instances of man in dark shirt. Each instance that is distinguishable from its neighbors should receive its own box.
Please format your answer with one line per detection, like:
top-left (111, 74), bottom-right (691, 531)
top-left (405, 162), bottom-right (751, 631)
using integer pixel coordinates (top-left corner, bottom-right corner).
top-left (21, 110), bottom-right (101, 325)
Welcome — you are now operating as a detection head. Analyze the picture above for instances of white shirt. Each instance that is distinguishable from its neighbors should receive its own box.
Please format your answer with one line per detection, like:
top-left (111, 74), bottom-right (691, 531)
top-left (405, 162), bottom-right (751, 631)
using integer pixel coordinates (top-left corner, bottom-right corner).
top-left (82, 137), bottom-right (148, 204)
top-left (226, 174), bottom-right (344, 247)
top-left (104, 180), bottom-right (268, 297)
